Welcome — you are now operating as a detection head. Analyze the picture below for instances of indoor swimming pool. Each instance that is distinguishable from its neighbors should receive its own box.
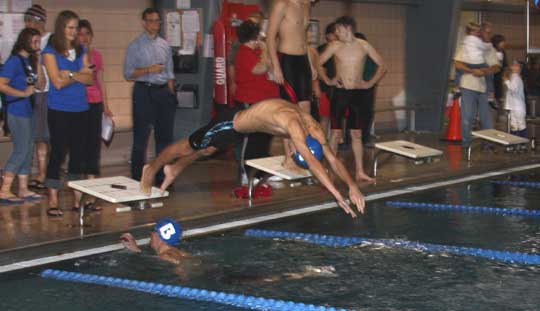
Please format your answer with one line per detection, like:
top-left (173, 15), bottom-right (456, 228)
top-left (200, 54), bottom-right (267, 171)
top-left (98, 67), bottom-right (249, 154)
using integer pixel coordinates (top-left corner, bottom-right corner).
top-left (1, 171), bottom-right (540, 311)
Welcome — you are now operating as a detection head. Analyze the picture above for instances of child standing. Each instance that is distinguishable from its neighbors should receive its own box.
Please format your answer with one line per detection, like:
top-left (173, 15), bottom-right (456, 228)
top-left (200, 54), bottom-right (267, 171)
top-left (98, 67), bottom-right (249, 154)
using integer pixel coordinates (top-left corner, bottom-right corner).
top-left (504, 62), bottom-right (527, 137)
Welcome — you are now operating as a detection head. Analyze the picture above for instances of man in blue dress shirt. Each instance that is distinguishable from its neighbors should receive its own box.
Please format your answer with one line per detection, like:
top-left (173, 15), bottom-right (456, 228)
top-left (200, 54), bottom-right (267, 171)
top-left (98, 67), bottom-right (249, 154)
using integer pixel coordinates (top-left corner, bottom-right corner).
top-left (123, 8), bottom-right (177, 183)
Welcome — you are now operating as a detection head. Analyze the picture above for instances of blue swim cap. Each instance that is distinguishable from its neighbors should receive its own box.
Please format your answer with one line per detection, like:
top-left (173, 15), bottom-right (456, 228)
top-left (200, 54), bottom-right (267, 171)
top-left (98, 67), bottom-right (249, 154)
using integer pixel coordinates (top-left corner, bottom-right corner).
top-left (154, 218), bottom-right (182, 246)
top-left (293, 135), bottom-right (323, 169)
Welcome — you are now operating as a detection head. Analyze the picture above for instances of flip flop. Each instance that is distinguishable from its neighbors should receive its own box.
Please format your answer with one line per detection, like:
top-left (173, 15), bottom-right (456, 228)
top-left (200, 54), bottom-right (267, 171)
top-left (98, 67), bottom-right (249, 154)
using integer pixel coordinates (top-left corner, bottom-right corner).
top-left (0, 197), bottom-right (25, 205)
top-left (21, 193), bottom-right (44, 201)
top-left (47, 207), bottom-right (63, 217)
top-left (28, 179), bottom-right (47, 189)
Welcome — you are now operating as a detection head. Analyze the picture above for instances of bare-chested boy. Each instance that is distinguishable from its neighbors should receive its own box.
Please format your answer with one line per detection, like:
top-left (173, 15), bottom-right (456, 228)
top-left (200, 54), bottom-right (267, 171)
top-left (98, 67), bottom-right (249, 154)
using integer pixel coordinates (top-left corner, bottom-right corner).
top-left (140, 99), bottom-right (365, 218)
top-left (267, 0), bottom-right (317, 170)
top-left (318, 16), bottom-right (386, 182)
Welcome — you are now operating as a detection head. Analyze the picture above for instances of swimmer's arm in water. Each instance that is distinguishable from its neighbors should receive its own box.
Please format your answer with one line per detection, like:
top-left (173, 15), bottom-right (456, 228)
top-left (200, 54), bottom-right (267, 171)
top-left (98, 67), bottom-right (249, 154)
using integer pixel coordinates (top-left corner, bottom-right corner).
top-left (317, 42), bottom-right (339, 86)
top-left (160, 247), bottom-right (192, 264)
top-left (120, 233), bottom-right (142, 253)
top-left (289, 122), bottom-right (358, 218)
top-left (267, 0), bottom-right (287, 84)
top-left (307, 121), bottom-right (365, 215)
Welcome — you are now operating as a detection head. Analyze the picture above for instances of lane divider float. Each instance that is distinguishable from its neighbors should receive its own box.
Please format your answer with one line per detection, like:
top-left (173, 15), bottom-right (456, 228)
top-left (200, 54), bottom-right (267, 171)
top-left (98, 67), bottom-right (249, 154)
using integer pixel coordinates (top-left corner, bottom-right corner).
top-left (41, 269), bottom-right (349, 311)
top-left (385, 201), bottom-right (540, 217)
top-left (491, 180), bottom-right (540, 189)
top-left (245, 229), bottom-right (540, 265)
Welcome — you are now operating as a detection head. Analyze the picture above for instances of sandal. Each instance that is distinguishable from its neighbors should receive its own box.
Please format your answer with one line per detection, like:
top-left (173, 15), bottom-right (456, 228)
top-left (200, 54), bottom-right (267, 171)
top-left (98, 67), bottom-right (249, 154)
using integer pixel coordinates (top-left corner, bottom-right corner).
top-left (21, 193), bottom-right (44, 201)
top-left (0, 196), bottom-right (25, 205)
top-left (84, 202), bottom-right (103, 211)
top-left (47, 207), bottom-right (63, 217)
top-left (29, 179), bottom-right (46, 190)
top-left (72, 202), bottom-right (103, 212)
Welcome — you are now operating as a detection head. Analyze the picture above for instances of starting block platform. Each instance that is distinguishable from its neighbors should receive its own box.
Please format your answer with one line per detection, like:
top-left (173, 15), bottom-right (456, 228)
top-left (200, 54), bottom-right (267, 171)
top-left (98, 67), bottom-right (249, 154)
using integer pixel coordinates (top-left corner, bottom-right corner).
top-left (245, 155), bottom-right (312, 202)
top-left (467, 129), bottom-right (531, 161)
top-left (245, 155), bottom-right (312, 180)
top-left (373, 140), bottom-right (443, 177)
top-left (68, 176), bottom-right (168, 226)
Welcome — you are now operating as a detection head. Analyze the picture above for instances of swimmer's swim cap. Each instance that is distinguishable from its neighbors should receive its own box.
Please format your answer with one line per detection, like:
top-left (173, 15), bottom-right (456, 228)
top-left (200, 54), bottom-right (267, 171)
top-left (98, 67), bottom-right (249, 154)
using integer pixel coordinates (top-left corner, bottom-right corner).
top-left (154, 218), bottom-right (182, 246)
top-left (293, 135), bottom-right (323, 169)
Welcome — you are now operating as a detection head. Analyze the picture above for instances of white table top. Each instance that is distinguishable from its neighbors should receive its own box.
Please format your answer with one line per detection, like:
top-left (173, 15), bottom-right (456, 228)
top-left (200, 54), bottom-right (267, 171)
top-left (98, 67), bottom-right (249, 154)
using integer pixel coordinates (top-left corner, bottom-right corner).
top-left (472, 129), bottom-right (530, 145)
top-left (245, 155), bottom-right (312, 180)
top-left (375, 140), bottom-right (443, 159)
top-left (68, 176), bottom-right (168, 203)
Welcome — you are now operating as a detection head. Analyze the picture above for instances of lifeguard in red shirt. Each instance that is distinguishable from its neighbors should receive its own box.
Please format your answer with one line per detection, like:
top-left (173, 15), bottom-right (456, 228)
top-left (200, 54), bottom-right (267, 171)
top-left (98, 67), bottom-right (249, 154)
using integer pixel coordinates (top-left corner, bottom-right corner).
top-left (233, 21), bottom-right (279, 105)
top-left (233, 20), bottom-right (279, 184)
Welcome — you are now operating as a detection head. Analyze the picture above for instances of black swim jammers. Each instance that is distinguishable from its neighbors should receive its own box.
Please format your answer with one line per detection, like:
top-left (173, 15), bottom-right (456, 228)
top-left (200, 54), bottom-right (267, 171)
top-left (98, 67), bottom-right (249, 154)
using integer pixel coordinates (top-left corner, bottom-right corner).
top-left (189, 105), bottom-right (244, 150)
top-left (330, 88), bottom-right (372, 130)
top-left (278, 53), bottom-right (312, 103)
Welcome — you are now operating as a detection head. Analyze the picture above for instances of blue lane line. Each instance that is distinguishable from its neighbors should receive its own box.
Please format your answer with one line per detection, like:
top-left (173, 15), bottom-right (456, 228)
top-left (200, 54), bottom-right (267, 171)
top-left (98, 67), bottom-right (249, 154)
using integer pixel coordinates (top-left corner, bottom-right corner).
top-left (41, 269), bottom-right (349, 311)
top-left (491, 180), bottom-right (540, 188)
top-left (245, 229), bottom-right (540, 265)
top-left (385, 201), bottom-right (540, 217)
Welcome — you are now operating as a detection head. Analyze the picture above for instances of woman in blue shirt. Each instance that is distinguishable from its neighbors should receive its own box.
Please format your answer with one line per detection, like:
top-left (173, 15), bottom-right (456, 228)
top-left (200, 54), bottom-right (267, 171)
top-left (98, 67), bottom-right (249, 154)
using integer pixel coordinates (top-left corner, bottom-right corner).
top-left (0, 28), bottom-right (45, 204)
top-left (43, 10), bottom-right (93, 216)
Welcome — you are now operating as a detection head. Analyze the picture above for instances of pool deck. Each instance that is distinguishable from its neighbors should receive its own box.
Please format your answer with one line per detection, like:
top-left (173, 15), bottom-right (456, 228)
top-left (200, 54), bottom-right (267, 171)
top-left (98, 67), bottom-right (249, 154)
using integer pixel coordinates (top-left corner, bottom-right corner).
top-left (1, 132), bottom-right (540, 268)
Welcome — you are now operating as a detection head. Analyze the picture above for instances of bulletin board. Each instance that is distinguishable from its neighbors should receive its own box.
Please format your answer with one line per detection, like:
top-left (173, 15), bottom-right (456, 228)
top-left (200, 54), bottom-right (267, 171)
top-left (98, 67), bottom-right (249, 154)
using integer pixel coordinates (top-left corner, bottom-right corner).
top-left (164, 8), bottom-right (202, 54)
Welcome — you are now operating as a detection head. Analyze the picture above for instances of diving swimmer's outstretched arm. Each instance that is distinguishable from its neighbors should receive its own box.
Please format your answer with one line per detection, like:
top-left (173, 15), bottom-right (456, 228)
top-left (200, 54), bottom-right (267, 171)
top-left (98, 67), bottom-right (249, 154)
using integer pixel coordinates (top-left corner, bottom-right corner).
top-left (289, 121), bottom-right (365, 218)
top-left (140, 138), bottom-right (216, 194)
top-left (305, 119), bottom-right (365, 214)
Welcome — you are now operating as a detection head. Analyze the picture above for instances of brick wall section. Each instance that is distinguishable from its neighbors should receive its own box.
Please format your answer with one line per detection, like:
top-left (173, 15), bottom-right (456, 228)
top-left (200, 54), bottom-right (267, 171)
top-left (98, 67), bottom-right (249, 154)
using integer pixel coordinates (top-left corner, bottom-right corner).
top-left (35, 0), bottom-right (151, 130)
top-left (483, 11), bottom-right (527, 63)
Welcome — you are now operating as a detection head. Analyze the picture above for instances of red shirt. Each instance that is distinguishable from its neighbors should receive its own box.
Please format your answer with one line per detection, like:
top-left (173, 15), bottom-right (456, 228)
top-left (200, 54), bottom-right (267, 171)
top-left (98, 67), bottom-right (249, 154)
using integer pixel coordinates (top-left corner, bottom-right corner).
top-left (233, 45), bottom-right (279, 104)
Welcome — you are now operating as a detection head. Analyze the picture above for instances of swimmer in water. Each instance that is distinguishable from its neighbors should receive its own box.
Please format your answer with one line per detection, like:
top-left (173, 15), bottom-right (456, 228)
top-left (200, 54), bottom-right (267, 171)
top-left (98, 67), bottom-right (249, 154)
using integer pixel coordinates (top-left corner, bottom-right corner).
top-left (120, 218), bottom-right (190, 265)
top-left (121, 218), bottom-right (336, 284)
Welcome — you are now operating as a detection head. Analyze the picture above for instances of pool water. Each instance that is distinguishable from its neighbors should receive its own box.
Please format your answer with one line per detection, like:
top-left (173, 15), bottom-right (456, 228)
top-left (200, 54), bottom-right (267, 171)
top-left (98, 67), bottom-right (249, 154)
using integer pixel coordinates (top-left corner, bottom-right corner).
top-left (1, 174), bottom-right (540, 311)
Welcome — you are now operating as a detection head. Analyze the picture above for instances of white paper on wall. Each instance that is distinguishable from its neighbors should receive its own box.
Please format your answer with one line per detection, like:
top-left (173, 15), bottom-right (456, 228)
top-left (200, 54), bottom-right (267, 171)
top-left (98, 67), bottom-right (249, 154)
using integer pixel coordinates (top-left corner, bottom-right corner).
top-left (176, 0), bottom-right (190, 9)
top-left (0, 13), bottom-right (24, 63)
top-left (0, 0), bottom-right (8, 12)
top-left (166, 11), bottom-right (181, 47)
top-left (182, 10), bottom-right (199, 33)
top-left (11, 0), bottom-right (31, 13)
top-left (179, 32), bottom-right (196, 55)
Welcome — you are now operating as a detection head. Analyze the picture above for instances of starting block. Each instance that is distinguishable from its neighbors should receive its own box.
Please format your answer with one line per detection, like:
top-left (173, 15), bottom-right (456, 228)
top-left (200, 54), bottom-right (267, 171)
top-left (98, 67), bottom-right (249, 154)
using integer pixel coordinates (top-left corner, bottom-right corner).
top-left (467, 129), bottom-right (532, 161)
top-left (245, 155), bottom-right (312, 202)
top-left (68, 176), bottom-right (168, 226)
top-left (373, 140), bottom-right (443, 177)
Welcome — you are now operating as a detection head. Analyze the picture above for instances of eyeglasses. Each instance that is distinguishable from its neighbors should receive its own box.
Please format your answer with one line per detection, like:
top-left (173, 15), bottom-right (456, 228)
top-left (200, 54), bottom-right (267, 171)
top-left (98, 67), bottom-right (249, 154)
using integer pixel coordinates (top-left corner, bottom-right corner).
top-left (145, 19), bottom-right (162, 24)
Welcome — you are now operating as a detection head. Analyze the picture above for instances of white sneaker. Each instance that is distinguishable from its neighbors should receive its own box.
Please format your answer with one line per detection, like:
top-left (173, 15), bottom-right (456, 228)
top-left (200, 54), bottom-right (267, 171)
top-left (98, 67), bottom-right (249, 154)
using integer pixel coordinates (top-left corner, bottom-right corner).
top-left (241, 174), bottom-right (260, 186)
top-left (241, 173), bottom-right (248, 186)
top-left (268, 175), bottom-right (283, 182)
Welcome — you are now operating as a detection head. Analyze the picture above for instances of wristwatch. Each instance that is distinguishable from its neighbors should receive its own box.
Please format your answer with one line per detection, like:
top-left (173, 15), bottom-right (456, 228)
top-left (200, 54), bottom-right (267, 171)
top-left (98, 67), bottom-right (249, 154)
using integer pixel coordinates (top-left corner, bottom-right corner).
top-left (68, 71), bottom-right (74, 79)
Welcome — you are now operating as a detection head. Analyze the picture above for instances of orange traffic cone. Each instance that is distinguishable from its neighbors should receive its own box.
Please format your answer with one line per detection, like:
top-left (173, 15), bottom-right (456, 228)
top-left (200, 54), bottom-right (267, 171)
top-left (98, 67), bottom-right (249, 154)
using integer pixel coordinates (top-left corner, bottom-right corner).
top-left (444, 96), bottom-right (462, 142)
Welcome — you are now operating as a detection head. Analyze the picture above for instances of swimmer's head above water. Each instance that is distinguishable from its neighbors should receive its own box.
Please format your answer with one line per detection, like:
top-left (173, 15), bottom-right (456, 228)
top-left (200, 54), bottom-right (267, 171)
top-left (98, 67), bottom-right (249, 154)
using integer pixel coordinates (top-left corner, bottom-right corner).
top-left (151, 218), bottom-right (182, 248)
top-left (120, 218), bottom-right (182, 253)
